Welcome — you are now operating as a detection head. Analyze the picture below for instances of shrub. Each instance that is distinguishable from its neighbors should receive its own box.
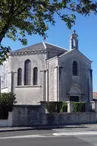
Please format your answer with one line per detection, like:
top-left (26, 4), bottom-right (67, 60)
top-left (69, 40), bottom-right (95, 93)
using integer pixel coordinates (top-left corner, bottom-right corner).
top-left (46, 101), bottom-right (67, 113)
top-left (46, 102), bottom-right (57, 113)
top-left (72, 102), bottom-right (86, 112)
top-left (59, 102), bottom-right (67, 113)
top-left (0, 92), bottom-right (16, 119)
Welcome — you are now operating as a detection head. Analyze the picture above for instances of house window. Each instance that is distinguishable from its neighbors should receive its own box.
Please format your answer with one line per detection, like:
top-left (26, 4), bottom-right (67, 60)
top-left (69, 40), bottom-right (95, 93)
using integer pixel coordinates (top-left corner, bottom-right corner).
top-left (17, 68), bottom-right (22, 85)
top-left (72, 61), bottom-right (78, 76)
top-left (33, 67), bottom-right (38, 85)
top-left (24, 59), bottom-right (31, 85)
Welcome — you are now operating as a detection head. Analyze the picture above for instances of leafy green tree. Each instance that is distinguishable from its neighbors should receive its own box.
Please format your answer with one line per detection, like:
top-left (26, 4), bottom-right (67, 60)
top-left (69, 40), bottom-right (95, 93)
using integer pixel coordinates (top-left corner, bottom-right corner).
top-left (0, 0), bottom-right (97, 64)
top-left (0, 92), bottom-right (16, 119)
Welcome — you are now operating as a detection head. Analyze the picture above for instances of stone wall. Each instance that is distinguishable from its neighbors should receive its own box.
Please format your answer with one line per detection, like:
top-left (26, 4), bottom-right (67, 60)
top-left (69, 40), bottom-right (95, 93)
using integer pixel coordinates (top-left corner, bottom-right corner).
top-left (1, 53), bottom-right (47, 104)
top-left (47, 57), bottom-right (58, 101)
top-left (12, 105), bottom-right (46, 126)
top-left (12, 105), bottom-right (97, 127)
top-left (46, 112), bottom-right (97, 125)
top-left (59, 50), bottom-right (92, 102)
top-left (12, 53), bottom-right (47, 104)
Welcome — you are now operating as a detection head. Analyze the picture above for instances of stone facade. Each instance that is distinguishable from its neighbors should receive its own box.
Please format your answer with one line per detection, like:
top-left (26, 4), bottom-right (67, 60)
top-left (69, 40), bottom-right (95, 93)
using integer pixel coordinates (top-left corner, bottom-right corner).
top-left (1, 31), bottom-right (93, 104)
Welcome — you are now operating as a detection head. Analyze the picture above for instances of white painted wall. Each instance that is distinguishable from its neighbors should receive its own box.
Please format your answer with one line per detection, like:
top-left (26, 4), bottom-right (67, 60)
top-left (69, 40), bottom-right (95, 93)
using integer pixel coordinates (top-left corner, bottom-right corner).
top-left (0, 112), bottom-right (12, 127)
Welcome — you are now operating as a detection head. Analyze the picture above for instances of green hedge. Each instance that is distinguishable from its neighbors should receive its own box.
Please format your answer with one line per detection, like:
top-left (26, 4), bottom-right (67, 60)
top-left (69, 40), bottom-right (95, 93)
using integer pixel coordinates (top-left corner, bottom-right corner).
top-left (0, 92), bottom-right (16, 119)
top-left (72, 102), bottom-right (86, 112)
top-left (46, 101), bottom-right (67, 113)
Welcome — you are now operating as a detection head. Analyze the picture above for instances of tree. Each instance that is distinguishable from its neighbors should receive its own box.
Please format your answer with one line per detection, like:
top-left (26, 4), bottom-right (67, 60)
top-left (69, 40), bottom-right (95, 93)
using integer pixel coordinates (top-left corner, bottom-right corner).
top-left (0, 0), bottom-right (97, 64)
top-left (0, 92), bottom-right (16, 119)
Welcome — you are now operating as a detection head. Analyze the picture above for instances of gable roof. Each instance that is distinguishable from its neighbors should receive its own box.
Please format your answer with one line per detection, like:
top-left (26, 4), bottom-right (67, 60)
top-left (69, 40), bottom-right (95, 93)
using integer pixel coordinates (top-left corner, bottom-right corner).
top-left (13, 42), bottom-right (45, 53)
top-left (12, 42), bottom-right (67, 53)
top-left (59, 49), bottom-right (92, 63)
top-left (44, 42), bottom-right (67, 51)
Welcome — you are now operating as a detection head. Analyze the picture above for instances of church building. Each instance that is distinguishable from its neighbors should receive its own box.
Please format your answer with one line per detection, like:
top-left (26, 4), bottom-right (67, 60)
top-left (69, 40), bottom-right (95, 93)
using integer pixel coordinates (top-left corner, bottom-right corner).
top-left (1, 31), bottom-right (93, 105)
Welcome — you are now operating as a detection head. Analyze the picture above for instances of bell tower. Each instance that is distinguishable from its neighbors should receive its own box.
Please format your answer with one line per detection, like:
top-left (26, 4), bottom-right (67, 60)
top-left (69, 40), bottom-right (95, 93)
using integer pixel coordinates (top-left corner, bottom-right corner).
top-left (70, 30), bottom-right (78, 50)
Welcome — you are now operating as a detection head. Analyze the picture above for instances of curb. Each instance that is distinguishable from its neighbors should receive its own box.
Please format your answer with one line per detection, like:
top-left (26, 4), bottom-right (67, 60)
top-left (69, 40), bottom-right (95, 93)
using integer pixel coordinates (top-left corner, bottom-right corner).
top-left (0, 124), bottom-right (97, 132)
top-left (0, 127), bottom-right (35, 132)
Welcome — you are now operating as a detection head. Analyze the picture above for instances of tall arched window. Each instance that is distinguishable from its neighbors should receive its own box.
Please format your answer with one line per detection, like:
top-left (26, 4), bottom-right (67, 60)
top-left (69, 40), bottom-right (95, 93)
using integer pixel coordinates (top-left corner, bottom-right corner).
top-left (17, 68), bottom-right (22, 85)
top-left (33, 67), bottom-right (38, 85)
top-left (24, 59), bottom-right (31, 85)
top-left (72, 61), bottom-right (78, 76)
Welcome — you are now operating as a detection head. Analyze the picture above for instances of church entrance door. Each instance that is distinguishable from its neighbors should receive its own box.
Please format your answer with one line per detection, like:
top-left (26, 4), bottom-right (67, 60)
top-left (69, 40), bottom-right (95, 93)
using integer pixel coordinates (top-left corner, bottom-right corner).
top-left (70, 96), bottom-right (79, 102)
top-left (67, 84), bottom-right (84, 102)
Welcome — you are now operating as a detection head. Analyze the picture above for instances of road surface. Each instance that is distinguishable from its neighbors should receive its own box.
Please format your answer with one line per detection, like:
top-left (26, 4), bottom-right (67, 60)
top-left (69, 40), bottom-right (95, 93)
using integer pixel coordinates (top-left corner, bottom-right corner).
top-left (0, 129), bottom-right (96, 146)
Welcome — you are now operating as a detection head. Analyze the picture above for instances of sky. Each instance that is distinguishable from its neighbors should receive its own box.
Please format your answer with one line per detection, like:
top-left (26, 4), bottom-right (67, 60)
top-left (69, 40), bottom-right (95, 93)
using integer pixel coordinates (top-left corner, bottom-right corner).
top-left (2, 13), bottom-right (97, 92)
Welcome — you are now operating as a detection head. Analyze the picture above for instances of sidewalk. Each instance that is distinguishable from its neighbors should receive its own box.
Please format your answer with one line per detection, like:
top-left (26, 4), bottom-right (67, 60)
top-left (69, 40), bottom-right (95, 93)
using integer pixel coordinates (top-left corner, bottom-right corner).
top-left (0, 124), bottom-right (97, 132)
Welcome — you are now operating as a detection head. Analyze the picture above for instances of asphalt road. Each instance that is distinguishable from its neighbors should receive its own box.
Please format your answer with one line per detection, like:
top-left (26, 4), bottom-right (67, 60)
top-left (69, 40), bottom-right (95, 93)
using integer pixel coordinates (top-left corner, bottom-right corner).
top-left (0, 130), bottom-right (96, 146)
top-left (0, 136), bottom-right (94, 146)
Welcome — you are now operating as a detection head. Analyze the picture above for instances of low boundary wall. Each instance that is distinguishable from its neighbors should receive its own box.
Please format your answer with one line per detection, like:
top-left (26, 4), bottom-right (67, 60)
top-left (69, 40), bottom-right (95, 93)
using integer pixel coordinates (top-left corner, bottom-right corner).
top-left (46, 112), bottom-right (97, 125)
top-left (0, 112), bottom-right (12, 127)
top-left (12, 105), bottom-right (45, 126)
top-left (12, 105), bottom-right (97, 127)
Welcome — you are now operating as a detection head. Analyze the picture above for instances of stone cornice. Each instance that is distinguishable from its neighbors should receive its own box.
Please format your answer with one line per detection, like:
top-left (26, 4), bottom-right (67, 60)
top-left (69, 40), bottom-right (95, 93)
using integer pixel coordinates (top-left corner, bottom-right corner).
top-left (15, 85), bottom-right (42, 88)
top-left (11, 49), bottom-right (47, 56)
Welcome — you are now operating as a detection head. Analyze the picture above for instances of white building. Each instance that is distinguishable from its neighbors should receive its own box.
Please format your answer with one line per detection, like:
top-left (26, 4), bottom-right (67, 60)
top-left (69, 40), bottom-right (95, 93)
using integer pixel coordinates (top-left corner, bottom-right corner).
top-left (1, 31), bottom-right (93, 104)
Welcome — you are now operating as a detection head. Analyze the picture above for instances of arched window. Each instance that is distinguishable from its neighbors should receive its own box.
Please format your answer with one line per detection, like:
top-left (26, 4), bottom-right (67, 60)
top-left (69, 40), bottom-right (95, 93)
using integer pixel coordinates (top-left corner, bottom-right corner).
top-left (17, 68), bottom-right (22, 85)
top-left (33, 67), bottom-right (38, 85)
top-left (24, 60), bottom-right (31, 85)
top-left (72, 61), bottom-right (78, 76)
